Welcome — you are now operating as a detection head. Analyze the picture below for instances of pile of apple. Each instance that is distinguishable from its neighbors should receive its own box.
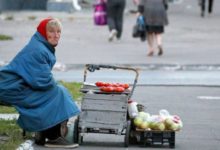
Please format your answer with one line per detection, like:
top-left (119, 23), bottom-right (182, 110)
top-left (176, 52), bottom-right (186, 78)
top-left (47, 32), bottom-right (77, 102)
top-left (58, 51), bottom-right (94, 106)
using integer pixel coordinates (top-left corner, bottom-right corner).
top-left (95, 81), bottom-right (130, 93)
top-left (133, 110), bottom-right (183, 131)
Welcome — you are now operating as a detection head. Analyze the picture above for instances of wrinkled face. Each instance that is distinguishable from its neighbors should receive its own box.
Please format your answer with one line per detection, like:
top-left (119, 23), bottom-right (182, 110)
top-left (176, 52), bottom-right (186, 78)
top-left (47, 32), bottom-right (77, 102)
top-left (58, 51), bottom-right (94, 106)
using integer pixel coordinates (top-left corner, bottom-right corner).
top-left (46, 26), bottom-right (61, 47)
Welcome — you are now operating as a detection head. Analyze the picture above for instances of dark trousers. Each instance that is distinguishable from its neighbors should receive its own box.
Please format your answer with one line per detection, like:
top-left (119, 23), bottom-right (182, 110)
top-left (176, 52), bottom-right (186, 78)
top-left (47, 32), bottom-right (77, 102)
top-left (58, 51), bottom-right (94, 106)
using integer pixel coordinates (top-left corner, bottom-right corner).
top-left (201, 0), bottom-right (214, 14)
top-left (106, 0), bottom-right (126, 39)
top-left (42, 123), bottom-right (61, 140)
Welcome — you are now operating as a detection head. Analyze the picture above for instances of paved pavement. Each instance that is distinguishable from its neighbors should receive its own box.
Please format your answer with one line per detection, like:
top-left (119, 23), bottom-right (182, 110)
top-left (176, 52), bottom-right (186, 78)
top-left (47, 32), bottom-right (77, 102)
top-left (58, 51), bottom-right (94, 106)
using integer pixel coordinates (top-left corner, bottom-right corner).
top-left (0, 0), bottom-right (220, 65)
top-left (33, 86), bottom-right (220, 150)
top-left (1, 0), bottom-right (220, 86)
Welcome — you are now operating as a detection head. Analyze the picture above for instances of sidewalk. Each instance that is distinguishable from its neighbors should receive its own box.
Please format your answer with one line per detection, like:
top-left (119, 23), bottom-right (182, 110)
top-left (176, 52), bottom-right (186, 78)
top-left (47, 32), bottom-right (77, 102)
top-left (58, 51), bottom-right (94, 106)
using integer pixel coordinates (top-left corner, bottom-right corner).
top-left (0, 0), bottom-right (220, 66)
top-left (0, 0), bottom-right (220, 86)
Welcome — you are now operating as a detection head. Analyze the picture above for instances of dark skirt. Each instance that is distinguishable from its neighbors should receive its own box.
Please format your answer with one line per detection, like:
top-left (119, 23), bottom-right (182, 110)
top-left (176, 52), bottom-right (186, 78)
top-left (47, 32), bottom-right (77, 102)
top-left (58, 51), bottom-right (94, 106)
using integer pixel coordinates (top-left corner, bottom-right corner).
top-left (146, 25), bottom-right (164, 33)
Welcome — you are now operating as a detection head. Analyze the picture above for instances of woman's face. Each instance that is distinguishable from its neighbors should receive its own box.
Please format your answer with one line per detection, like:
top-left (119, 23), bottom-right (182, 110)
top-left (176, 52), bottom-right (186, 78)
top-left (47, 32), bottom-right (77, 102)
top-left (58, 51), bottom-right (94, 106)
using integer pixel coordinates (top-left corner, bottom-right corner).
top-left (46, 26), bottom-right (61, 47)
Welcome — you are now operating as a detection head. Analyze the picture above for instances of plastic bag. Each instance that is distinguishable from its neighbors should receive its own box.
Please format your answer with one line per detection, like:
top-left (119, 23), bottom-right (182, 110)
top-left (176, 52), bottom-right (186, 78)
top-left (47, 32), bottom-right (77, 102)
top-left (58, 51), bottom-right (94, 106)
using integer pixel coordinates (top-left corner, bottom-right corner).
top-left (132, 15), bottom-right (146, 41)
top-left (93, 0), bottom-right (107, 26)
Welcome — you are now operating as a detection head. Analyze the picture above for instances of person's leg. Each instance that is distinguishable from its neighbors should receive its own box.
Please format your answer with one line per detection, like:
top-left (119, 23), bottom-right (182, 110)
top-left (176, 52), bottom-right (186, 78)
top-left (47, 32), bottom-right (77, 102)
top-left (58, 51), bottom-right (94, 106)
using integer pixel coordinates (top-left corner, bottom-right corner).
top-left (42, 123), bottom-right (61, 140)
top-left (35, 123), bottom-right (62, 145)
top-left (156, 33), bottom-right (163, 56)
top-left (147, 33), bottom-right (155, 56)
top-left (208, 0), bottom-right (213, 14)
top-left (115, 0), bottom-right (126, 39)
top-left (60, 120), bottom-right (68, 137)
top-left (106, 2), bottom-right (116, 32)
top-left (106, 1), bottom-right (118, 41)
top-left (201, 0), bottom-right (205, 17)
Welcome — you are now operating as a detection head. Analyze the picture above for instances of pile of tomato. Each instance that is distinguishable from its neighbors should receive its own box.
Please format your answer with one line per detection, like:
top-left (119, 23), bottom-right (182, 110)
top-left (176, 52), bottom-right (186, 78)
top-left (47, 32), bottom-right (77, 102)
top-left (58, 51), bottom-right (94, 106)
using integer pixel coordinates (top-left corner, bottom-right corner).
top-left (95, 81), bottom-right (129, 93)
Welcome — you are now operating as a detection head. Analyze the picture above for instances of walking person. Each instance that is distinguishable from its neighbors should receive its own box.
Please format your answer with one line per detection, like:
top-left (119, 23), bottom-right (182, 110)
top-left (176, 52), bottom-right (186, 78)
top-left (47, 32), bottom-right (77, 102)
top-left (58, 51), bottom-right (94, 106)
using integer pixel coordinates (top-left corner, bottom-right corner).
top-left (138, 0), bottom-right (168, 56)
top-left (0, 18), bottom-right (80, 148)
top-left (200, 0), bottom-right (214, 17)
top-left (106, 0), bottom-right (126, 42)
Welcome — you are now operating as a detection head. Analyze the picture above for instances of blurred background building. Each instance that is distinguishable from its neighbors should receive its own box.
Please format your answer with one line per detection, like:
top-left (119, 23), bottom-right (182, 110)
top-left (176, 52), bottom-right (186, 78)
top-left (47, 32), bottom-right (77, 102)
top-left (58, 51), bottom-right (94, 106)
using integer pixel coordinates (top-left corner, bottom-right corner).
top-left (0, 0), bottom-right (48, 11)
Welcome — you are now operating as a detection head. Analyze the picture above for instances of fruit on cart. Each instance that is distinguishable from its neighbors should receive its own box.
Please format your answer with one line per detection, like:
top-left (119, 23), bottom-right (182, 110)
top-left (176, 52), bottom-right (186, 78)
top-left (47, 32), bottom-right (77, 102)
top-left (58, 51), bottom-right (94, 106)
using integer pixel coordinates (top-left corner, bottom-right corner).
top-left (134, 117), bottom-right (143, 127)
top-left (95, 81), bottom-right (105, 87)
top-left (133, 111), bottom-right (150, 129)
top-left (155, 122), bottom-right (166, 131)
top-left (122, 83), bottom-right (129, 89)
top-left (99, 86), bottom-right (125, 93)
top-left (148, 115), bottom-right (163, 130)
top-left (96, 81), bottom-right (129, 88)
top-left (138, 112), bottom-right (150, 121)
top-left (100, 86), bottom-right (114, 92)
top-left (133, 109), bottom-right (183, 131)
top-left (139, 121), bottom-right (149, 129)
top-left (164, 115), bottom-right (183, 131)
top-left (114, 87), bottom-right (125, 92)
top-left (96, 81), bottom-right (130, 93)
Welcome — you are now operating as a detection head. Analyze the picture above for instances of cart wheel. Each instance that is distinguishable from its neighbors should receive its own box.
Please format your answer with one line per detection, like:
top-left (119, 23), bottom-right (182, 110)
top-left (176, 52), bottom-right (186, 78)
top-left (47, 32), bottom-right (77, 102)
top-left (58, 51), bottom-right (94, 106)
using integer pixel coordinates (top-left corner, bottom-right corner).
top-left (73, 118), bottom-right (79, 143)
top-left (34, 132), bottom-right (46, 145)
top-left (124, 120), bottom-right (131, 147)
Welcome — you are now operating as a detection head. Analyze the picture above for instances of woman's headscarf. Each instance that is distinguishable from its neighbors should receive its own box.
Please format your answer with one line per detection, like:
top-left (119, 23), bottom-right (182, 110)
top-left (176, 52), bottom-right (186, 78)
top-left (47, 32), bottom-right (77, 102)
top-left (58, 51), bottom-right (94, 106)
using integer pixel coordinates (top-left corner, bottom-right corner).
top-left (37, 18), bottom-right (53, 40)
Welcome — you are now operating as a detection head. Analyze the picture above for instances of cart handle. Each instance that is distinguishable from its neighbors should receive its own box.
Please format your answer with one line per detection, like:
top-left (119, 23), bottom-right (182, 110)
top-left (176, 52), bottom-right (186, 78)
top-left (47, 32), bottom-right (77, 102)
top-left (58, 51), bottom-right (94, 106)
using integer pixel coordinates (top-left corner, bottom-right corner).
top-left (83, 64), bottom-right (139, 99)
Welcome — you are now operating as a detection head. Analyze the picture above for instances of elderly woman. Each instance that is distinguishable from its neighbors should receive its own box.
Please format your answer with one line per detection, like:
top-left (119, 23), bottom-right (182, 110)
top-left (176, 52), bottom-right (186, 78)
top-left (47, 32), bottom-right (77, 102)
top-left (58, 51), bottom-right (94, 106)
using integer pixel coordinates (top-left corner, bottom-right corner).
top-left (0, 18), bottom-right (80, 148)
top-left (138, 0), bottom-right (168, 56)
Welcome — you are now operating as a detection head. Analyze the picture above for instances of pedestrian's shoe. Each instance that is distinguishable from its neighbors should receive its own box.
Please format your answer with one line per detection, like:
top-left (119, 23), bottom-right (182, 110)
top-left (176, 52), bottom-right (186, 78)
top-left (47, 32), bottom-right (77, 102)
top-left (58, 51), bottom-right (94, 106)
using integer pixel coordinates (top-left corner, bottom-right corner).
top-left (108, 29), bottom-right (117, 42)
top-left (34, 132), bottom-right (46, 145)
top-left (158, 45), bottom-right (163, 56)
top-left (201, 11), bottom-right (204, 17)
top-left (45, 137), bottom-right (79, 148)
top-left (147, 51), bottom-right (154, 56)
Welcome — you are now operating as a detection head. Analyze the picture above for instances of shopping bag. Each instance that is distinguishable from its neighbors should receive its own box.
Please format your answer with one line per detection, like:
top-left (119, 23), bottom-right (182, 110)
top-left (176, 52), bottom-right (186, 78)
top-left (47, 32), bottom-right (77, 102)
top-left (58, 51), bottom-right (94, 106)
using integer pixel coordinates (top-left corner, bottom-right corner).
top-left (132, 15), bottom-right (146, 41)
top-left (93, 0), bottom-right (107, 26)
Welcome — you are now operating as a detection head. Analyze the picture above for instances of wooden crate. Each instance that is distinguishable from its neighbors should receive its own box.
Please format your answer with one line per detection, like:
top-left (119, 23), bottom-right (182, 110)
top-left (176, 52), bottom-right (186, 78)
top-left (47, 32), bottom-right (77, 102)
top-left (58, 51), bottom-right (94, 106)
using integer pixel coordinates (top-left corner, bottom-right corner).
top-left (79, 93), bottom-right (129, 133)
top-left (136, 129), bottom-right (176, 148)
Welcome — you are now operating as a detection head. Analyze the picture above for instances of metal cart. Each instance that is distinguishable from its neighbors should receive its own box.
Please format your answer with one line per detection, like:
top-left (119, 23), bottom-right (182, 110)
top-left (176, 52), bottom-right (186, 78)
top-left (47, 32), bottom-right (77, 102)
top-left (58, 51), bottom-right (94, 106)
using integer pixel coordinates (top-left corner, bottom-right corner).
top-left (73, 64), bottom-right (139, 147)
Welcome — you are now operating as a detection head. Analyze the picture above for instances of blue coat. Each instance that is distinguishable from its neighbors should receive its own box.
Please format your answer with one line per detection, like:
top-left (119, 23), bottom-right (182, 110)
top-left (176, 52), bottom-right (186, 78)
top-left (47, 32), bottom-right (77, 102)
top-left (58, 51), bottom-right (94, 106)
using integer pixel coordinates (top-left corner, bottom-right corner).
top-left (0, 32), bottom-right (80, 132)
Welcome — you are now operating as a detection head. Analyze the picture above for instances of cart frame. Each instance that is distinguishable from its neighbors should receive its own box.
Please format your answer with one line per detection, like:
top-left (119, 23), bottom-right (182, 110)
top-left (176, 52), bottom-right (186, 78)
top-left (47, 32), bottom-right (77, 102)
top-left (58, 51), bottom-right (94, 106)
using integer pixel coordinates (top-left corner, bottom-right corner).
top-left (74, 64), bottom-right (139, 147)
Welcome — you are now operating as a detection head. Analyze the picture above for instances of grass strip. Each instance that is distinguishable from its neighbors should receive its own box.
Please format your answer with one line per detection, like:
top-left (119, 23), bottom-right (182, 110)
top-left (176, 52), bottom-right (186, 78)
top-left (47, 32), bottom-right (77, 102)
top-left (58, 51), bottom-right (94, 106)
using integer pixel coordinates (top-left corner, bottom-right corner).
top-left (0, 34), bottom-right (13, 40)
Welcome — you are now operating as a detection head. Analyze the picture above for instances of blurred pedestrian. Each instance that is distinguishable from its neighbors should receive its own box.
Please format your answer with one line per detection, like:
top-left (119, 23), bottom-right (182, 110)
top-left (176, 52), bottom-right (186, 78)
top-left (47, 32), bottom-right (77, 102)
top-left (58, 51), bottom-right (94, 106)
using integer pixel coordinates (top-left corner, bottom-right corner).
top-left (106, 0), bottom-right (126, 42)
top-left (0, 18), bottom-right (80, 148)
top-left (133, 0), bottom-right (140, 5)
top-left (199, 0), bottom-right (214, 17)
top-left (72, 0), bottom-right (82, 11)
top-left (130, 0), bottom-right (140, 13)
top-left (138, 0), bottom-right (168, 56)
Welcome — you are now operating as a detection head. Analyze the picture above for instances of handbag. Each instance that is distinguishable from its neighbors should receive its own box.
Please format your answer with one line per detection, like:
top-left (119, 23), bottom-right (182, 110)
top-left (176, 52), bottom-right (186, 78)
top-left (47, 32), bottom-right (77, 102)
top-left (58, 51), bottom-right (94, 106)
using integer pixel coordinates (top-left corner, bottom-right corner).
top-left (93, 0), bottom-right (107, 26)
top-left (132, 15), bottom-right (146, 41)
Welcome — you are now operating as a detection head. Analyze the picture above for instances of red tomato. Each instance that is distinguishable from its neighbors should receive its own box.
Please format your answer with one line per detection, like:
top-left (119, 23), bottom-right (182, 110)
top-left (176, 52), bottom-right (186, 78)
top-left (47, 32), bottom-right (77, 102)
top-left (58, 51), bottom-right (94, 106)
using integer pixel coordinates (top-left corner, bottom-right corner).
top-left (96, 81), bottom-right (104, 87)
top-left (100, 86), bottom-right (106, 91)
top-left (111, 83), bottom-right (117, 87)
top-left (100, 86), bottom-right (114, 92)
top-left (104, 82), bottom-right (111, 87)
top-left (122, 83), bottom-right (129, 89)
top-left (106, 86), bottom-right (114, 92)
top-left (114, 87), bottom-right (125, 93)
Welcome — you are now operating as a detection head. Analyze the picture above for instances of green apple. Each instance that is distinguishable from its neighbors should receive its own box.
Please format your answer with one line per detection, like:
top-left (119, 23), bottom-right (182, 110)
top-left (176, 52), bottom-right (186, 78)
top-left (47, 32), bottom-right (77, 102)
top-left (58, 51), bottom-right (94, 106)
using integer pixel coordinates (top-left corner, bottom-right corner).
top-left (134, 117), bottom-right (143, 127)
top-left (138, 112), bottom-right (150, 119)
top-left (157, 122), bottom-right (165, 131)
top-left (140, 121), bottom-right (149, 129)
top-left (170, 123), bottom-right (179, 131)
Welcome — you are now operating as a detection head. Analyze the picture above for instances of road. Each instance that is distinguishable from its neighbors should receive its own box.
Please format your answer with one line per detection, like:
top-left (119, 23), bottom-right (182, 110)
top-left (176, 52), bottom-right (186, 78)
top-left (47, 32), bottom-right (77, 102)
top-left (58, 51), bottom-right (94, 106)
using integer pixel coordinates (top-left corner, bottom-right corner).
top-left (33, 86), bottom-right (220, 150)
